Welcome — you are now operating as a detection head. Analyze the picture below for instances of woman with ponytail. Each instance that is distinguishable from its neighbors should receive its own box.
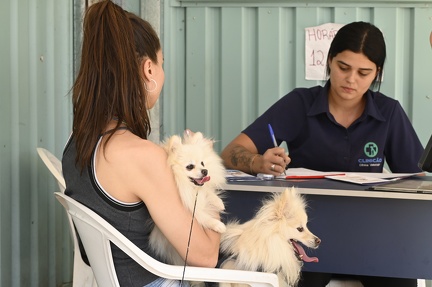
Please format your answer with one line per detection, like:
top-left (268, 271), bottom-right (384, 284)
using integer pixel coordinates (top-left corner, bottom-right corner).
top-left (62, 1), bottom-right (220, 286)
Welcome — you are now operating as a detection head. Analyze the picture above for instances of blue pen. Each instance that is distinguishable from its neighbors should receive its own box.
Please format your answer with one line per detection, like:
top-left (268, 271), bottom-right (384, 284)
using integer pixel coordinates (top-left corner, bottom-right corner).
top-left (267, 124), bottom-right (287, 175)
top-left (268, 124), bottom-right (278, 147)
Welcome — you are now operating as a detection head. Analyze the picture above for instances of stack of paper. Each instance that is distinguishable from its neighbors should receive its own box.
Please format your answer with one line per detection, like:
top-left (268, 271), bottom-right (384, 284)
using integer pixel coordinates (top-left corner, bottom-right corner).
top-left (276, 168), bottom-right (420, 185)
top-left (325, 173), bottom-right (419, 185)
top-left (276, 168), bottom-right (345, 179)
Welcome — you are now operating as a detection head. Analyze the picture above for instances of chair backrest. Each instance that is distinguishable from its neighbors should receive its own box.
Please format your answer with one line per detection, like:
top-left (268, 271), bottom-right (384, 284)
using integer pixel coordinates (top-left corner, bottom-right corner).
top-left (37, 147), bottom-right (66, 191)
top-left (54, 192), bottom-right (279, 287)
top-left (37, 147), bottom-right (97, 287)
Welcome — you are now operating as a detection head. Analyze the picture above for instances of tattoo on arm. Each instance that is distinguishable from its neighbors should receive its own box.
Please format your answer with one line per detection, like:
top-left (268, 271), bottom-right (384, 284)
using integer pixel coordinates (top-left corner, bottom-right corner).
top-left (229, 146), bottom-right (253, 168)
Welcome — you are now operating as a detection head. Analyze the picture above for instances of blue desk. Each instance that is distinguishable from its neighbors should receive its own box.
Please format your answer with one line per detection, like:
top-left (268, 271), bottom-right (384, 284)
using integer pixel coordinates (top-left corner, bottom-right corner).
top-left (222, 176), bottom-right (432, 280)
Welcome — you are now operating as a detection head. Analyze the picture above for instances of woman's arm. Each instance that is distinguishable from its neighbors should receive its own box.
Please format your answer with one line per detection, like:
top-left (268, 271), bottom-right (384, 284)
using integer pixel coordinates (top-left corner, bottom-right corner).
top-left (98, 133), bottom-right (220, 267)
top-left (221, 133), bottom-right (290, 175)
top-left (134, 142), bottom-right (220, 267)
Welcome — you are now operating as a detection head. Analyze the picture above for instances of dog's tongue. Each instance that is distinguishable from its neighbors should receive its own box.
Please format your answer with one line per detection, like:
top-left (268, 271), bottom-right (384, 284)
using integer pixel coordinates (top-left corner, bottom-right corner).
top-left (196, 176), bottom-right (210, 185)
top-left (291, 240), bottom-right (319, 263)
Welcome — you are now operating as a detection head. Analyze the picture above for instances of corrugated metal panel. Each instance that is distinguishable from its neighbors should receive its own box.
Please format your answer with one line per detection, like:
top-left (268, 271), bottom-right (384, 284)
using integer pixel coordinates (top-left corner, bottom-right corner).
top-left (162, 1), bottom-right (432, 152)
top-left (1, 0), bottom-right (157, 286)
top-left (1, 0), bottom-right (73, 286)
top-left (0, 0), bottom-right (431, 286)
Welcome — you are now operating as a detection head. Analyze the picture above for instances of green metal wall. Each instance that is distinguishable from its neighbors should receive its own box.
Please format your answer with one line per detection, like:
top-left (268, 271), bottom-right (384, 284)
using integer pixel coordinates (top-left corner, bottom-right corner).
top-left (0, 0), bottom-right (74, 286)
top-left (1, 0), bottom-right (432, 286)
top-left (0, 0), bottom-right (155, 286)
top-left (162, 0), bottom-right (432, 153)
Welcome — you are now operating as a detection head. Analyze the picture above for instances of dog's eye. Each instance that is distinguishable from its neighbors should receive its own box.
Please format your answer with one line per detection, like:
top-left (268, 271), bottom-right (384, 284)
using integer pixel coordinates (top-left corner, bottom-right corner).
top-left (186, 164), bottom-right (194, 171)
top-left (201, 161), bottom-right (205, 167)
top-left (297, 227), bottom-right (304, 232)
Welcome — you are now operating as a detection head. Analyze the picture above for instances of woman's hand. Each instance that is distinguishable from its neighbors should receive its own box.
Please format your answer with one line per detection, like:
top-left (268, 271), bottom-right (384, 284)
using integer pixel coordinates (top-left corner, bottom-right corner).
top-left (221, 133), bottom-right (291, 175)
top-left (258, 147), bottom-right (291, 176)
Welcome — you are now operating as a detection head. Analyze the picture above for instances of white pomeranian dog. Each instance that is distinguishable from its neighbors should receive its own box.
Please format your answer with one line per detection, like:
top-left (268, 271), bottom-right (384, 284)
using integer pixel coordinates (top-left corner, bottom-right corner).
top-left (149, 130), bottom-right (226, 266)
top-left (220, 187), bottom-right (320, 287)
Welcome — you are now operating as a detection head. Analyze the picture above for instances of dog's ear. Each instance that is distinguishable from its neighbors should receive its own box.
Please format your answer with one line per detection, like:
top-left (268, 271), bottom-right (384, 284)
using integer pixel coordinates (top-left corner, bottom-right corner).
top-left (184, 130), bottom-right (205, 144)
top-left (274, 188), bottom-right (291, 219)
top-left (167, 135), bottom-right (182, 153)
top-left (274, 187), bottom-right (299, 218)
top-left (204, 137), bottom-right (216, 148)
top-left (193, 131), bottom-right (204, 142)
top-left (183, 129), bottom-right (194, 139)
top-left (288, 186), bottom-right (298, 197)
top-left (182, 130), bottom-right (216, 148)
top-left (195, 132), bottom-right (216, 148)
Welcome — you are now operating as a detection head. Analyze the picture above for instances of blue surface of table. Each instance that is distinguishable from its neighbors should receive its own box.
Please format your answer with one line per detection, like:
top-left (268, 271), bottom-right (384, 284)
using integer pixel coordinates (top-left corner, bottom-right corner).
top-left (222, 176), bottom-right (432, 279)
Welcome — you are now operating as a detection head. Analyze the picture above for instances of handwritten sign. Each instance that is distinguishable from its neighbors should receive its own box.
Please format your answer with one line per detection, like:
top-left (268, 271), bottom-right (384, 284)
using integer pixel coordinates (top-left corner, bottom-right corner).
top-left (305, 23), bottom-right (344, 80)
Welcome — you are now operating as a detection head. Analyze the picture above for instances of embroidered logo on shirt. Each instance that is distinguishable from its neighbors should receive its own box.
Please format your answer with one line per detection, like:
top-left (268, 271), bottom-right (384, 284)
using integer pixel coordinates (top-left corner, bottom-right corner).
top-left (364, 142), bottom-right (378, 158)
top-left (358, 142), bottom-right (383, 168)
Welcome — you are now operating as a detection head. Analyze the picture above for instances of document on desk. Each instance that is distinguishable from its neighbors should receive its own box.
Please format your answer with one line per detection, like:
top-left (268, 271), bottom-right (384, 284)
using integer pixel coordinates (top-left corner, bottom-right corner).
top-left (275, 168), bottom-right (420, 185)
top-left (275, 168), bottom-right (345, 179)
top-left (325, 172), bottom-right (420, 185)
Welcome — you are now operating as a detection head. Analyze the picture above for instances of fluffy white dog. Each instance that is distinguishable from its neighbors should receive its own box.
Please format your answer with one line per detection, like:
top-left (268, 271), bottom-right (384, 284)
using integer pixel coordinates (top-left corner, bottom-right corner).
top-left (149, 130), bottom-right (226, 265)
top-left (220, 187), bottom-right (320, 287)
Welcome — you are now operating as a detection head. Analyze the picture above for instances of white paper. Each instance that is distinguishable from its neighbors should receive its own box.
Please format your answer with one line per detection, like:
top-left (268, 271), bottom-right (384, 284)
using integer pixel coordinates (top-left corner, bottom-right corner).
top-left (275, 168), bottom-right (420, 184)
top-left (276, 168), bottom-right (345, 179)
top-left (325, 173), bottom-right (421, 185)
top-left (305, 23), bottom-right (345, 80)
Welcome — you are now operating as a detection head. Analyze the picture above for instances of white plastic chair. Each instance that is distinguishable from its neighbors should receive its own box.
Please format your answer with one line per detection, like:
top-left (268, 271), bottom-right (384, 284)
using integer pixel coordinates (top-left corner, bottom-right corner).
top-left (54, 191), bottom-right (279, 287)
top-left (37, 147), bottom-right (66, 190)
top-left (37, 148), bottom-right (97, 287)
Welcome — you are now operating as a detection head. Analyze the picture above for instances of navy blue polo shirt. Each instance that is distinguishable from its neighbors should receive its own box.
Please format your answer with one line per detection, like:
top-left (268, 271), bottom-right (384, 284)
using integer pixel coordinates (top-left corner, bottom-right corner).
top-left (243, 82), bottom-right (424, 173)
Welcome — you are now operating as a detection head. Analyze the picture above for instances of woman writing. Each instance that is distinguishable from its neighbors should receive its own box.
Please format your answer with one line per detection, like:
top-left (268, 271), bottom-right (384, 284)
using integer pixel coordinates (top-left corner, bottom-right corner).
top-left (221, 21), bottom-right (422, 287)
top-left (62, 1), bottom-right (220, 286)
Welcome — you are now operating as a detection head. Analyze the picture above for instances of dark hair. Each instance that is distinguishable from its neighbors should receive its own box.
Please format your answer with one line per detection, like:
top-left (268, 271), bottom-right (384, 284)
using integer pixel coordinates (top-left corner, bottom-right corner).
top-left (72, 0), bottom-right (161, 169)
top-left (326, 21), bottom-right (386, 91)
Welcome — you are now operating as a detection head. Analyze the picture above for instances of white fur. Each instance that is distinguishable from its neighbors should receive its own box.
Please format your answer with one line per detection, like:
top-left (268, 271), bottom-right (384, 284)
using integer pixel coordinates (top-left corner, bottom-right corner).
top-left (149, 131), bottom-right (226, 266)
top-left (220, 187), bottom-right (320, 287)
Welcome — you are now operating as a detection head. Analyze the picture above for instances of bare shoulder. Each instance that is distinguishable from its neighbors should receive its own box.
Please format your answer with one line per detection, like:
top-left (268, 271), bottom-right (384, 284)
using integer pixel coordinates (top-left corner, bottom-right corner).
top-left (97, 130), bottom-right (172, 202)
top-left (109, 132), bottom-right (168, 171)
top-left (122, 135), bottom-right (177, 202)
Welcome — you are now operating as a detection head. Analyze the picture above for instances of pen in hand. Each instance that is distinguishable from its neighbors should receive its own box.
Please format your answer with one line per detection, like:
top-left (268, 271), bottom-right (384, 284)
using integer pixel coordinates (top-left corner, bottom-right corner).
top-left (267, 124), bottom-right (287, 175)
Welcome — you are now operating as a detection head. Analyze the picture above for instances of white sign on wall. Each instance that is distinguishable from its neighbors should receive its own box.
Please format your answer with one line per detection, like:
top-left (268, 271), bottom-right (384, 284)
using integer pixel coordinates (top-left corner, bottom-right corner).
top-left (305, 23), bottom-right (345, 80)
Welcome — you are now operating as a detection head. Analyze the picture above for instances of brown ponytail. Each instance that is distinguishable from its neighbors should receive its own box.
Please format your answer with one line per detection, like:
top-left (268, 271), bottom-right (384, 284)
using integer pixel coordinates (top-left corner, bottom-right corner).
top-left (72, 0), bottom-right (161, 169)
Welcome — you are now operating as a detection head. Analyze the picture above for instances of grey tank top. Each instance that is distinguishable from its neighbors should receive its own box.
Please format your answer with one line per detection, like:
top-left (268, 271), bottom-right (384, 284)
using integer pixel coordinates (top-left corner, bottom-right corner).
top-left (62, 133), bottom-right (159, 286)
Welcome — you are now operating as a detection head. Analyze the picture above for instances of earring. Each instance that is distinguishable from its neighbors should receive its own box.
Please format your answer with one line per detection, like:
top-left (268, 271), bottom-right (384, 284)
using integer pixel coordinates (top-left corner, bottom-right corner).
top-left (144, 79), bottom-right (157, 93)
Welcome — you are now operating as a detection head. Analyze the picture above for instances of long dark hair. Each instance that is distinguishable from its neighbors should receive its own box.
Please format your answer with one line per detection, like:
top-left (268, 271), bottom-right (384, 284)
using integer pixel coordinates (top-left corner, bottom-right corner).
top-left (72, 0), bottom-right (161, 169)
top-left (326, 21), bottom-right (386, 91)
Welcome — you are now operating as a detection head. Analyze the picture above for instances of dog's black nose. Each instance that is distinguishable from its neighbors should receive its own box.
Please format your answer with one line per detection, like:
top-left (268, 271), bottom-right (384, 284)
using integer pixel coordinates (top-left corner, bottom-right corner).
top-left (315, 237), bottom-right (321, 245)
top-left (202, 169), bottom-right (208, 176)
